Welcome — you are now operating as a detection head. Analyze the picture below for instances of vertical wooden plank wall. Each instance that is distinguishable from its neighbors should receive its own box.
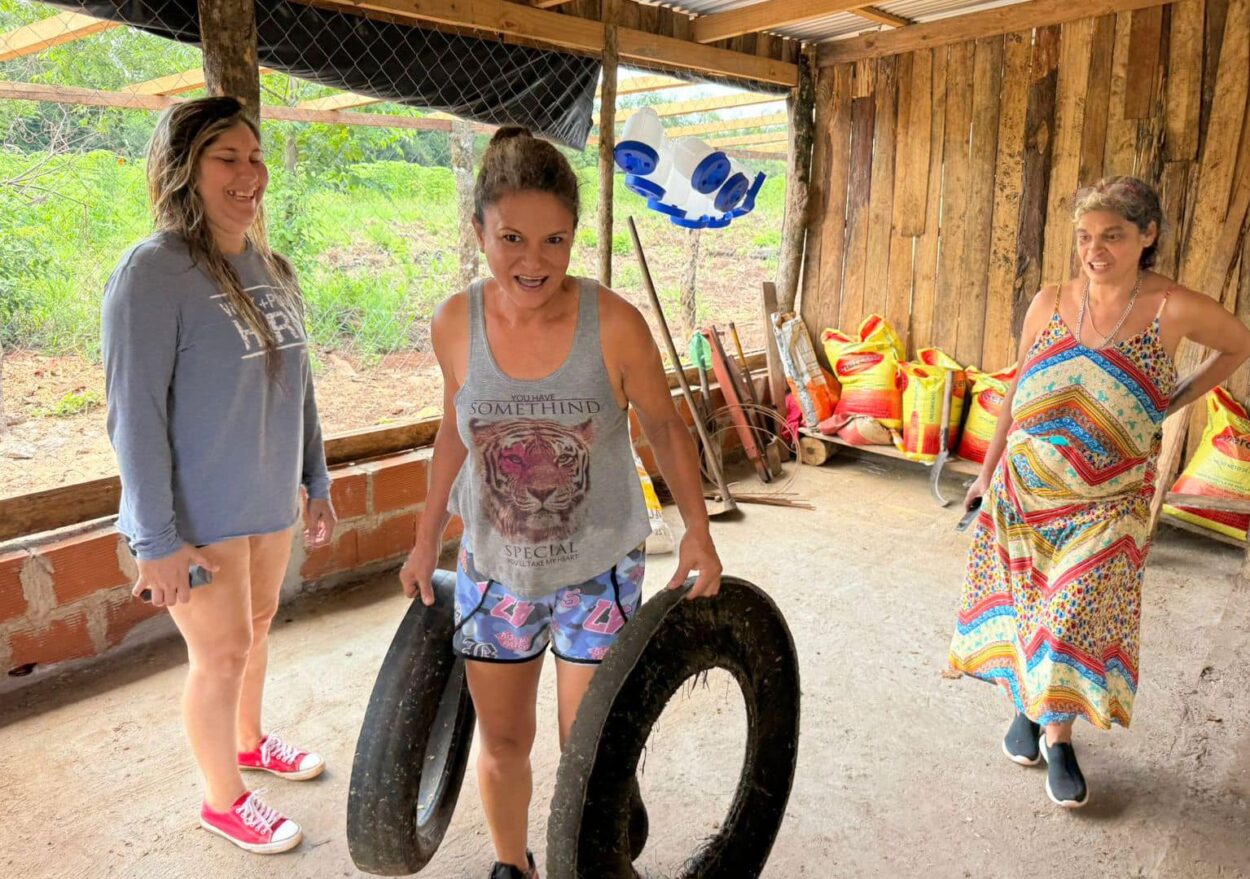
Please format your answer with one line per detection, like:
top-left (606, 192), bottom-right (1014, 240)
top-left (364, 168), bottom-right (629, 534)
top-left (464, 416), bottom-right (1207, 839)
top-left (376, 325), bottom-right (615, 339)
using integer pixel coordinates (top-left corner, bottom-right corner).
top-left (799, 0), bottom-right (1250, 476)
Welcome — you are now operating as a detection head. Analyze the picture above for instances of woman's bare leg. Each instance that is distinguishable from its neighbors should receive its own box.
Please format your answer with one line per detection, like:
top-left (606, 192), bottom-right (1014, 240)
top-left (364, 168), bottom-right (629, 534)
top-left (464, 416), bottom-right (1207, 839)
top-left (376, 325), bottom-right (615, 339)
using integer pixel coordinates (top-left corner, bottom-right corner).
top-left (167, 537), bottom-right (253, 811)
top-left (465, 657), bottom-right (544, 869)
top-left (236, 528), bottom-right (294, 751)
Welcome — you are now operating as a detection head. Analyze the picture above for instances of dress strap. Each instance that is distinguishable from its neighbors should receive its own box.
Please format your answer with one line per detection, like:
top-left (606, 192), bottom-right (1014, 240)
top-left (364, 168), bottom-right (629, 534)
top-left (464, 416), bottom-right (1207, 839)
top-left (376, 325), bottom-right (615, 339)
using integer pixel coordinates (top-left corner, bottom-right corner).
top-left (1154, 287), bottom-right (1173, 320)
top-left (1052, 283), bottom-right (1062, 314)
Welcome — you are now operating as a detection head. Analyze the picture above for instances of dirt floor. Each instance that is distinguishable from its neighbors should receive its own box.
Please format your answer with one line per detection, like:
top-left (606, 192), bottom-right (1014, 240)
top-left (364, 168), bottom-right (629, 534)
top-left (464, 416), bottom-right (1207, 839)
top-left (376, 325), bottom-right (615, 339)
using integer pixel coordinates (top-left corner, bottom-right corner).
top-left (1, 457), bottom-right (1247, 878)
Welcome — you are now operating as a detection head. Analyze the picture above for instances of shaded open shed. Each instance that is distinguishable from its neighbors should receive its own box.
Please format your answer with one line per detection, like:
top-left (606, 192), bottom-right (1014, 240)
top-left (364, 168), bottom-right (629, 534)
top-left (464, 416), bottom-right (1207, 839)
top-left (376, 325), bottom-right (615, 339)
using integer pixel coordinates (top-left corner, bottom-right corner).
top-left (1, 0), bottom-right (1249, 875)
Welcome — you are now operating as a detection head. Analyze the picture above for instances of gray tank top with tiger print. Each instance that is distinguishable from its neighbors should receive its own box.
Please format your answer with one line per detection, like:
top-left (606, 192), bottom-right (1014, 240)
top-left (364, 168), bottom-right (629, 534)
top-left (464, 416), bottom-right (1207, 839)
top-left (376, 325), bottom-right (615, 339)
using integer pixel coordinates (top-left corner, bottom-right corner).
top-left (448, 277), bottom-right (652, 599)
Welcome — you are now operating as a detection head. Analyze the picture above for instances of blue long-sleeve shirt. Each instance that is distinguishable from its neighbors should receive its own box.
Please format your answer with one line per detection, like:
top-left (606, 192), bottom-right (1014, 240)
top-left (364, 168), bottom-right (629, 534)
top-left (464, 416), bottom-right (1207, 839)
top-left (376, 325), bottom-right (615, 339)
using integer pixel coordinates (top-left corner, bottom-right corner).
top-left (102, 232), bottom-right (330, 560)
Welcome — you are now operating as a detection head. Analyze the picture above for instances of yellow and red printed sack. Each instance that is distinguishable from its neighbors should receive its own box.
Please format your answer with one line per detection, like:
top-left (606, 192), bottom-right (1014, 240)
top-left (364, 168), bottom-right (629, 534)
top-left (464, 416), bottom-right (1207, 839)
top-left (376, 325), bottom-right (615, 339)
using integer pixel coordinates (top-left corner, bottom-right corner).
top-left (1162, 387), bottom-right (1250, 541)
top-left (957, 364), bottom-right (1017, 464)
top-left (894, 348), bottom-right (968, 463)
top-left (821, 314), bottom-right (904, 430)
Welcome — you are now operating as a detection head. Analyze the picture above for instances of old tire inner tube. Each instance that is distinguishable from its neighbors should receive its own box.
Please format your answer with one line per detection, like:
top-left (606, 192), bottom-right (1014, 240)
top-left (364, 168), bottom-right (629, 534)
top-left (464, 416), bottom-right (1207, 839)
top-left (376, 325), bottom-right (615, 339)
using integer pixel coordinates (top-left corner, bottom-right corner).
top-left (546, 575), bottom-right (800, 879)
top-left (347, 569), bottom-right (476, 876)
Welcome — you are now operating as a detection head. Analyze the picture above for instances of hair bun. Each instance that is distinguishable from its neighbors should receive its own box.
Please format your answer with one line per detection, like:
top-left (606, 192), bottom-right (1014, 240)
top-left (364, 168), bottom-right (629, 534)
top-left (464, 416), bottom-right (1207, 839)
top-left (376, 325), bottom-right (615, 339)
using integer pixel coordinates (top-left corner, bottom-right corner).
top-left (490, 125), bottom-right (532, 145)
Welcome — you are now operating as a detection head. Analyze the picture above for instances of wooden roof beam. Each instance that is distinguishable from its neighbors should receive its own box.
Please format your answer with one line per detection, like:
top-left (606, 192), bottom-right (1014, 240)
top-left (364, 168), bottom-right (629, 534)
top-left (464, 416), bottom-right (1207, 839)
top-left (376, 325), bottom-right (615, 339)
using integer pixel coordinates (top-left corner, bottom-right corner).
top-left (300, 73), bottom-right (689, 112)
top-left (0, 80), bottom-right (457, 131)
top-left (851, 7), bottom-right (909, 28)
top-left (819, 0), bottom-right (1174, 65)
top-left (602, 91), bottom-right (784, 125)
top-left (129, 66), bottom-right (276, 96)
top-left (692, 1), bottom-right (870, 44)
top-left (0, 11), bottom-right (118, 62)
top-left (585, 111), bottom-right (788, 146)
top-left (707, 130), bottom-right (789, 148)
top-left (294, 0), bottom-right (797, 86)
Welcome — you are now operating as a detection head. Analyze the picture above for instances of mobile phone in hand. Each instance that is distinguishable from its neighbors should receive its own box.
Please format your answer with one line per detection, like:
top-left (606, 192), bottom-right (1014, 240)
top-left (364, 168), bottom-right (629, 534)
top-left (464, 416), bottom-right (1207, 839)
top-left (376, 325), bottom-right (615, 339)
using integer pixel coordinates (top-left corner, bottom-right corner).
top-left (139, 565), bottom-right (213, 603)
top-left (956, 497), bottom-right (983, 532)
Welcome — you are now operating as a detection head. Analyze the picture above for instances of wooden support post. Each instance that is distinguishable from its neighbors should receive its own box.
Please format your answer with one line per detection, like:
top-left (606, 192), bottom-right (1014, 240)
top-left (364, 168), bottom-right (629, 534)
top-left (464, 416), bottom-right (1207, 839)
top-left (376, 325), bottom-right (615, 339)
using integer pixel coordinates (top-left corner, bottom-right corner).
top-left (197, 0), bottom-right (260, 121)
top-left (776, 46), bottom-right (816, 313)
top-left (451, 119), bottom-right (480, 290)
top-left (681, 228), bottom-right (702, 342)
top-left (599, 0), bottom-right (620, 288)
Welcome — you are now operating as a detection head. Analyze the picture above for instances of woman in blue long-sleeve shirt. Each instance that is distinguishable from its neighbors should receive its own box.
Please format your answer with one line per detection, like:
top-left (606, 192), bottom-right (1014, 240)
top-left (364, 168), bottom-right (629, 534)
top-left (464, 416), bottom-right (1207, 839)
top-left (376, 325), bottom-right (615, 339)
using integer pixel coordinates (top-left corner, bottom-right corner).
top-left (102, 97), bottom-right (335, 855)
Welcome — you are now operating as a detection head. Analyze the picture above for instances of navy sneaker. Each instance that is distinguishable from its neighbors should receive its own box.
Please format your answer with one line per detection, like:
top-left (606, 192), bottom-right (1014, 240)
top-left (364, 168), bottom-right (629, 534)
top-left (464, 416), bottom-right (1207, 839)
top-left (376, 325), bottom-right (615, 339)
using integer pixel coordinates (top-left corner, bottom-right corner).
top-left (490, 850), bottom-right (537, 879)
top-left (1040, 735), bottom-right (1090, 808)
top-left (1002, 713), bottom-right (1042, 766)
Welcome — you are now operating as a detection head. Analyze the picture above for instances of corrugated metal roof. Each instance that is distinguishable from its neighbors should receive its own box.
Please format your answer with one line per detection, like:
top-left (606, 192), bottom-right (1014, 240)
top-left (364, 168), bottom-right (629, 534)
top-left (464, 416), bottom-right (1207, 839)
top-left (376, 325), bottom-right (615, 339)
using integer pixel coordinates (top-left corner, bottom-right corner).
top-left (655, 0), bottom-right (1033, 44)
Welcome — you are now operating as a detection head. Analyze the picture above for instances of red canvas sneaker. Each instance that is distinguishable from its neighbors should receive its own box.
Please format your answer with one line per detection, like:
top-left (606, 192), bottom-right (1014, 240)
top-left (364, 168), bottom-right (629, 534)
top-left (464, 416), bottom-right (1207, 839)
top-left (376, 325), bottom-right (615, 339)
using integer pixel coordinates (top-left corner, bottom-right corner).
top-left (238, 733), bottom-right (325, 781)
top-left (199, 790), bottom-right (302, 854)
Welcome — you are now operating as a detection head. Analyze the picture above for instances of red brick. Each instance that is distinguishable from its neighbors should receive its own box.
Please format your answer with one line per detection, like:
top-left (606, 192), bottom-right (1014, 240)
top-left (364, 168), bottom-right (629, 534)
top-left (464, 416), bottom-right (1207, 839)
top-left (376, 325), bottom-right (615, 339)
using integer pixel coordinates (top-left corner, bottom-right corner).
top-left (40, 530), bottom-right (129, 605)
top-left (9, 612), bottom-right (96, 668)
top-left (104, 589), bottom-right (165, 648)
top-left (358, 513), bottom-right (417, 563)
top-left (0, 550), bottom-right (28, 624)
top-left (329, 466), bottom-right (368, 520)
top-left (300, 529), bottom-right (360, 581)
top-left (369, 453), bottom-right (429, 514)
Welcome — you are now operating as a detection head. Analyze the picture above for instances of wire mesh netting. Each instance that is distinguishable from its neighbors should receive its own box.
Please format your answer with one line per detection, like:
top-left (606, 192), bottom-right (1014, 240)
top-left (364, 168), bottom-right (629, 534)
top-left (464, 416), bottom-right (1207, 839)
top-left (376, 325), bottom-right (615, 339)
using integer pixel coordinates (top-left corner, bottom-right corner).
top-left (0, 0), bottom-right (789, 499)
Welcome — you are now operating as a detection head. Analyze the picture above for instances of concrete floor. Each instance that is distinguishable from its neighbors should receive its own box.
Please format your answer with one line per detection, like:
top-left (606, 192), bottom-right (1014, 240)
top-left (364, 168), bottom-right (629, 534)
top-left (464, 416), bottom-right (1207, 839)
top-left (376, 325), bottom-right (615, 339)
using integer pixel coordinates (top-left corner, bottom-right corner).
top-left (1, 456), bottom-right (1247, 879)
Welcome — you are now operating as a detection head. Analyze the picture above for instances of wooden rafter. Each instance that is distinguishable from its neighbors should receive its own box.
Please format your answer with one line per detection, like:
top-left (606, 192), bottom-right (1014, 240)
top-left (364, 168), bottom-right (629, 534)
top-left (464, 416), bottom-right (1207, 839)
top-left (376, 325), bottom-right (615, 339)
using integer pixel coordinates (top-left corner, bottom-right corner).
top-left (819, 0), bottom-right (1175, 65)
top-left (692, 1), bottom-right (871, 44)
top-left (0, 11), bottom-right (117, 63)
top-left (0, 81), bottom-right (457, 130)
top-left (298, 73), bottom-right (688, 112)
top-left (707, 130), bottom-right (789, 148)
top-left (293, 0), bottom-right (797, 86)
top-left (603, 91), bottom-right (784, 125)
top-left (852, 7), bottom-right (909, 28)
top-left (586, 111), bottom-right (788, 147)
top-left (128, 66), bottom-right (276, 96)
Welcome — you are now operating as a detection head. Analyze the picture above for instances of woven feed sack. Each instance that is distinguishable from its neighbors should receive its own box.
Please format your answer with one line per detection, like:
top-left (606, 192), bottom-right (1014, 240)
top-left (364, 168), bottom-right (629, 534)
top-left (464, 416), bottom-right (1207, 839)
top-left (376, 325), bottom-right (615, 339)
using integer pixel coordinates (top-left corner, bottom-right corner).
top-left (915, 347), bottom-right (970, 447)
top-left (895, 363), bottom-right (948, 462)
top-left (821, 316), bottom-right (903, 430)
top-left (633, 450), bottom-right (675, 554)
top-left (772, 312), bottom-right (840, 429)
top-left (1162, 388), bottom-right (1250, 541)
top-left (958, 364), bottom-right (1017, 464)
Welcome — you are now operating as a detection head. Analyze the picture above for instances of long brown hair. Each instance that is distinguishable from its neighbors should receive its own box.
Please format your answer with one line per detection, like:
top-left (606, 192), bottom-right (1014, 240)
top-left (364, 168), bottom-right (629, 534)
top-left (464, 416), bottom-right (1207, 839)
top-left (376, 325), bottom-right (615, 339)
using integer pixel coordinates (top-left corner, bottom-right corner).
top-left (146, 97), bottom-right (299, 377)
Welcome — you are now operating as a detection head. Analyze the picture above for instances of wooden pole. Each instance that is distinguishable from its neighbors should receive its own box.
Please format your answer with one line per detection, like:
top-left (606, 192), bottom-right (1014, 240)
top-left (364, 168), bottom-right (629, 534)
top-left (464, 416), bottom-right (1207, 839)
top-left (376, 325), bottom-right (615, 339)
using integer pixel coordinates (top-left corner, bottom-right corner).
top-left (598, 0), bottom-right (620, 288)
top-left (776, 45), bottom-right (815, 313)
top-left (680, 228), bottom-right (701, 342)
top-left (197, 0), bottom-right (260, 122)
top-left (451, 118), bottom-right (480, 290)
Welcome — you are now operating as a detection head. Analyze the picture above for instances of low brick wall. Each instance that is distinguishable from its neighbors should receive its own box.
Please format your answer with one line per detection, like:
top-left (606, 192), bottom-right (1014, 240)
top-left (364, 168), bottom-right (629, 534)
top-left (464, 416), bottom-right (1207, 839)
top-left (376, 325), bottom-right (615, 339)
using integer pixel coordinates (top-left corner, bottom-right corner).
top-left (0, 381), bottom-right (754, 692)
top-left (0, 448), bottom-right (462, 692)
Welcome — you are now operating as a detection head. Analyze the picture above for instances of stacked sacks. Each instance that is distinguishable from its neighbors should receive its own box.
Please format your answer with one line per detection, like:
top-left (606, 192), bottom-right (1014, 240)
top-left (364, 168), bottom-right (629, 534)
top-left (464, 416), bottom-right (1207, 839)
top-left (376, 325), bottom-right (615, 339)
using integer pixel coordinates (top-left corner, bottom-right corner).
top-left (895, 348), bottom-right (969, 463)
top-left (818, 314), bottom-right (904, 445)
top-left (1162, 387), bottom-right (1250, 541)
top-left (958, 364), bottom-right (1017, 464)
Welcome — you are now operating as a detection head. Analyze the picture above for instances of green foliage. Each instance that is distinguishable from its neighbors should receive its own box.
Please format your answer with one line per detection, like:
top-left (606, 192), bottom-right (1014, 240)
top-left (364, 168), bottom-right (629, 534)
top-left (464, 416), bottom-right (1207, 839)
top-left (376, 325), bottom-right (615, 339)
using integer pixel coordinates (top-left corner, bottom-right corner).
top-left (38, 389), bottom-right (103, 418)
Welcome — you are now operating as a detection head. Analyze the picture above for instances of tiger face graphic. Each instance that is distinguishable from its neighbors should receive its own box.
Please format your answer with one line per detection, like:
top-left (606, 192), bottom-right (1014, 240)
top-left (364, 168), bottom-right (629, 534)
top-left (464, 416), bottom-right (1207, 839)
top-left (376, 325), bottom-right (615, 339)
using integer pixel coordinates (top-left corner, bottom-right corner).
top-left (470, 418), bottom-right (593, 543)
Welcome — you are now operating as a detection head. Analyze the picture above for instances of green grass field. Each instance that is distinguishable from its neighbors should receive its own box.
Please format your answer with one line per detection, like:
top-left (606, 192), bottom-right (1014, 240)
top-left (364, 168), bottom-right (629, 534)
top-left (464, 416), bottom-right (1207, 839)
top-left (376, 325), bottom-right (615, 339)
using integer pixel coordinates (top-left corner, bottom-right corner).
top-left (1, 150), bottom-right (785, 360)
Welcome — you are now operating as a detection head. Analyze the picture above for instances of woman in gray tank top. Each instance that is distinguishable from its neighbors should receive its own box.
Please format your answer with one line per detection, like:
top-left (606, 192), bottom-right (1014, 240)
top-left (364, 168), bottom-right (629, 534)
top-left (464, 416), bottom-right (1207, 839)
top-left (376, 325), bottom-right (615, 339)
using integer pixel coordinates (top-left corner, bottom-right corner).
top-left (399, 127), bottom-right (723, 879)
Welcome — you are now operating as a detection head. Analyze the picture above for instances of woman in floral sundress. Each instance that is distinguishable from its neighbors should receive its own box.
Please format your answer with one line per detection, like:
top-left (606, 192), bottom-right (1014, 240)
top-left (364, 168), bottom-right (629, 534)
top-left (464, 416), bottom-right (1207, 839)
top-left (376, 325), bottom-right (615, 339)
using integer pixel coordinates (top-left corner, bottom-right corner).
top-left (949, 177), bottom-right (1250, 809)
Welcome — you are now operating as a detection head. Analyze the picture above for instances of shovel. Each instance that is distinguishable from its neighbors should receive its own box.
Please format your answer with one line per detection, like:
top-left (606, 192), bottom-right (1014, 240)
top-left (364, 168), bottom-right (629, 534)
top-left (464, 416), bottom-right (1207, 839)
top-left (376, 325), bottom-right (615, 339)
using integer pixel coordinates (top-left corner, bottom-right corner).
top-left (628, 217), bottom-right (737, 517)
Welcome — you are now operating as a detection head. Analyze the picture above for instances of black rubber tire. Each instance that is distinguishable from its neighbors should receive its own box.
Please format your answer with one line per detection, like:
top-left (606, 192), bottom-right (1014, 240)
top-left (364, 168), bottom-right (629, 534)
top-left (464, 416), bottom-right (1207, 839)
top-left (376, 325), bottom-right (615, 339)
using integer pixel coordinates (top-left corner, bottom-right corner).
top-left (347, 569), bottom-right (476, 875)
top-left (546, 576), bottom-right (800, 879)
